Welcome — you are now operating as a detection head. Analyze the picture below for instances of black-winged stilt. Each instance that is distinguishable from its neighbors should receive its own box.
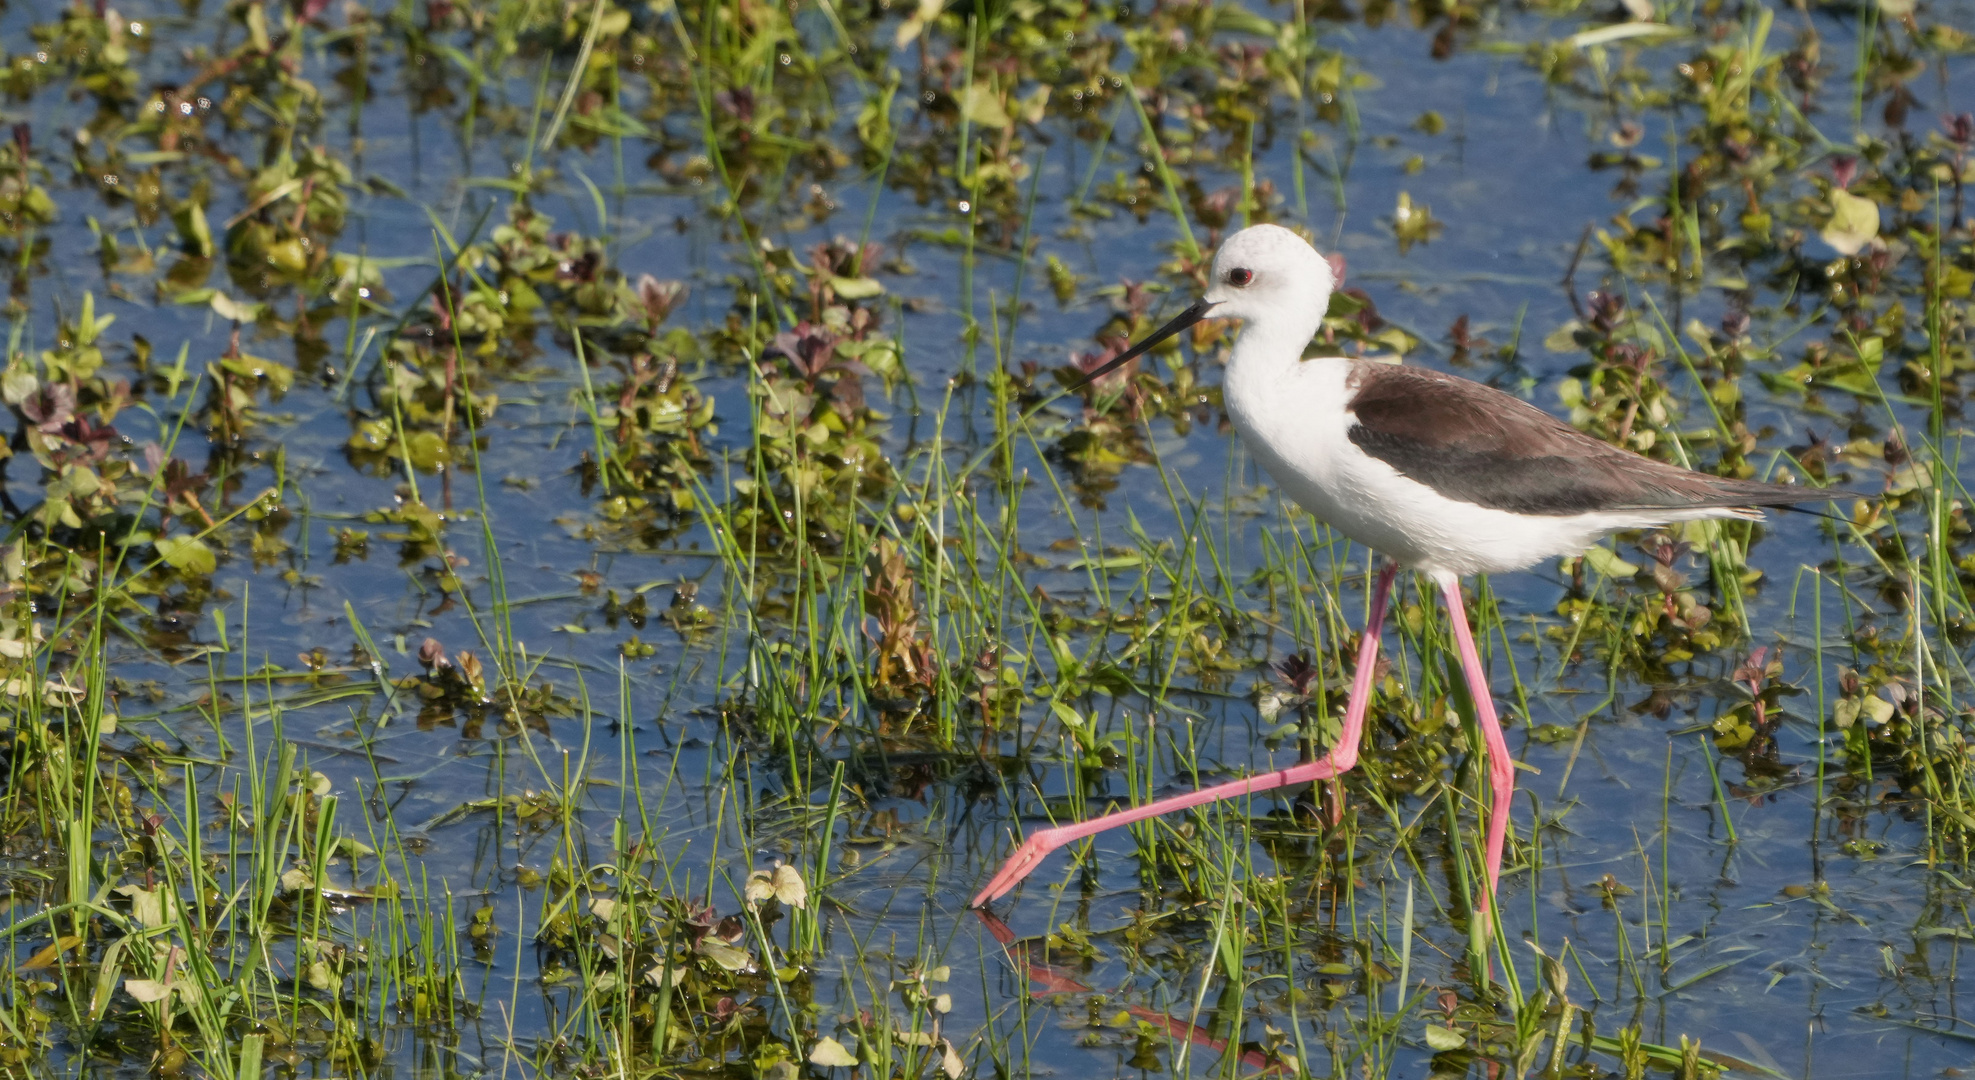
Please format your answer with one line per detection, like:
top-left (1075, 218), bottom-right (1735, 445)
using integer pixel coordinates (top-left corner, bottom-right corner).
top-left (973, 223), bottom-right (1852, 922)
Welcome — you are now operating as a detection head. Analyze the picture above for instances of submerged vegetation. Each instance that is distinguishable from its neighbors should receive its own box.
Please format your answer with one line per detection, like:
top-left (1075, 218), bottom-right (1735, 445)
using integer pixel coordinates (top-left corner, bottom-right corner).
top-left (0, 0), bottom-right (1971, 1075)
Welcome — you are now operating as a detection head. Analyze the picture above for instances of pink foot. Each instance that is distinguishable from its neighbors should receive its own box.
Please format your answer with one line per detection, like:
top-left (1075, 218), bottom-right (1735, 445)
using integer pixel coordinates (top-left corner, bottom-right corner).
top-left (972, 564), bottom-right (1400, 908)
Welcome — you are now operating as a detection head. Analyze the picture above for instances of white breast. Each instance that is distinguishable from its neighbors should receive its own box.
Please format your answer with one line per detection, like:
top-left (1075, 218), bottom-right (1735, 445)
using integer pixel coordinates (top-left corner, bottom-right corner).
top-left (1220, 355), bottom-right (1694, 577)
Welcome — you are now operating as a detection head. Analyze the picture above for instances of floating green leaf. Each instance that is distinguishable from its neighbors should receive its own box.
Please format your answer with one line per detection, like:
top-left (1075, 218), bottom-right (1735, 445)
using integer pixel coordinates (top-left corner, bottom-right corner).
top-left (808, 1038), bottom-right (858, 1068)
top-left (959, 84), bottom-right (1012, 129)
top-left (1821, 189), bottom-right (1879, 255)
top-left (173, 203), bottom-right (214, 257)
top-left (155, 536), bottom-right (217, 575)
top-left (1423, 1025), bottom-right (1465, 1052)
top-left (1582, 544), bottom-right (1641, 579)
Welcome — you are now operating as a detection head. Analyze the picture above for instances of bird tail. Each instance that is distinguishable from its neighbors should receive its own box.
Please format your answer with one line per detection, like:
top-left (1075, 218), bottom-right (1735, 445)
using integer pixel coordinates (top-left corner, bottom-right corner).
top-left (1773, 502), bottom-right (1858, 524)
top-left (1618, 476), bottom-right (1862, 517)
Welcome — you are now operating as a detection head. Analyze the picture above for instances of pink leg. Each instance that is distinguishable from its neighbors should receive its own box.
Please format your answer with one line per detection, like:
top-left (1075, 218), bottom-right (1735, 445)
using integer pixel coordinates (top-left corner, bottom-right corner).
top-left (1436, 574), bottom-right (1515, 926)
top-left (972, 563), bottom-right (1400, 908)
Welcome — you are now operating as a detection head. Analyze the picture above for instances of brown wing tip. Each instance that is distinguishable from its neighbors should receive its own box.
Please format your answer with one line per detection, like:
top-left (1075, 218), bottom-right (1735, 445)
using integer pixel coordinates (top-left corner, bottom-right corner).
top-left (1767, 486), bottom-right (1867, 505)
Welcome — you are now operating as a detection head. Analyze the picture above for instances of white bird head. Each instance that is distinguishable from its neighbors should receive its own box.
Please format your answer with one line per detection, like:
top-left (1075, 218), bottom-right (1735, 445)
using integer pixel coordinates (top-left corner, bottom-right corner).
top-left (1072, 224), bottom-right (1342, 389)
top-left (1201, 224), bottom-right (1340, 323)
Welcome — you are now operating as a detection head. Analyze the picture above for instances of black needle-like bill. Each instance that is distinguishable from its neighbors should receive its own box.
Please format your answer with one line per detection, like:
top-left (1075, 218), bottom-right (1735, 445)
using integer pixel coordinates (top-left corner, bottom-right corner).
top-left (1069, 298), bottom-right (1218, 392)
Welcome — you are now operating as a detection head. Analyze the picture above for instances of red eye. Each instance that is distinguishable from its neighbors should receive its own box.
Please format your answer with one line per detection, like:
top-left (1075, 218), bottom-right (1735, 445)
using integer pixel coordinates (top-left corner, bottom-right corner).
top-left (1228, 268), bottom-right (1254, 287)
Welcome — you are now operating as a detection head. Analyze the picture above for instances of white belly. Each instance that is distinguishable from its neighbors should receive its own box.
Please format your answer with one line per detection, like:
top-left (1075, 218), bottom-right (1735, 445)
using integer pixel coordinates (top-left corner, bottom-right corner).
top-left (1221, 356), bottom-right (1676, 578)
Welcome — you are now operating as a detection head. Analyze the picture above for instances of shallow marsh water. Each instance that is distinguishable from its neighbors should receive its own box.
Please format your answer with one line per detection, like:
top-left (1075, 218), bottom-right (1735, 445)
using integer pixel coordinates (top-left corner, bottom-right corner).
top-left (1, 0), bottom-right (1973, 1078)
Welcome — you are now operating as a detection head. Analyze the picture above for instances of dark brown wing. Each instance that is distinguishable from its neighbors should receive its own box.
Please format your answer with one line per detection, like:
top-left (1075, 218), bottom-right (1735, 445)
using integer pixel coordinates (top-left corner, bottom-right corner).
top-left (1344, 363), bottom-right (1842, 517)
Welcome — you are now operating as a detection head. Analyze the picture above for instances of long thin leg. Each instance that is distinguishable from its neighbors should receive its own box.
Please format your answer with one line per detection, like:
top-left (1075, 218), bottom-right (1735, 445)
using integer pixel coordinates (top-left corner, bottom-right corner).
top-left (972, 563), bottom-right (1400, 908)
top-left (1436, 574), bottom-right (1515, 925)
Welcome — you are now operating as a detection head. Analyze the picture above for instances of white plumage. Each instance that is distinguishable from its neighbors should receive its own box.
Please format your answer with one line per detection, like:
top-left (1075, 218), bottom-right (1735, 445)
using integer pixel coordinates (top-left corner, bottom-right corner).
top-left (1205, 225), bottom-right (1778, 578)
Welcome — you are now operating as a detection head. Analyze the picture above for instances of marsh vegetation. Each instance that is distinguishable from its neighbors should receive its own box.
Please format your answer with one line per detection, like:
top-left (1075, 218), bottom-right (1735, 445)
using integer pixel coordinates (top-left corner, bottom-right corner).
top-left (0, 0), bottom-right (1971, 1076)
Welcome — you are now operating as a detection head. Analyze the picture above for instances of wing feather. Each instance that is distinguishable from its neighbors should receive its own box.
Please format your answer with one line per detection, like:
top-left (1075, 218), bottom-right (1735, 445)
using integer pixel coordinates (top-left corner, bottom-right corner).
top-left (1343, 364), bottom-right (1838, 517)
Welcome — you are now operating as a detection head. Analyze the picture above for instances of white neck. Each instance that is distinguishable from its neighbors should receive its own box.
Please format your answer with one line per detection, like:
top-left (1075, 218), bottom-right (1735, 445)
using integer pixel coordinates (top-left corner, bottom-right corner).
top-left (1224, 305), bottom-right (1327, 395)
